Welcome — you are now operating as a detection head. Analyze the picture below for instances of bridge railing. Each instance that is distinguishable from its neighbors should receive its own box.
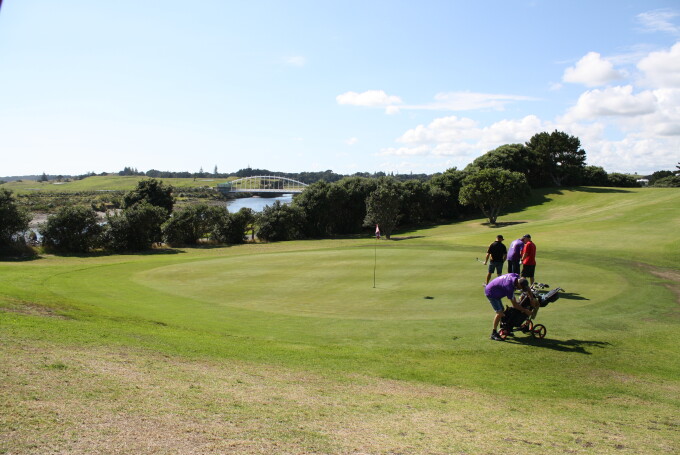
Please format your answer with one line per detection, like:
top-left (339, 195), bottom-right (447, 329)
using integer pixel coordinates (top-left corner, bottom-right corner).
top-left (216, 176), bottom-right (308, 193)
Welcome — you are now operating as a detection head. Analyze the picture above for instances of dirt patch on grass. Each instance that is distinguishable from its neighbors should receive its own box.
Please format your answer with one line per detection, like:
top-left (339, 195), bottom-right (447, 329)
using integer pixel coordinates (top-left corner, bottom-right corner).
top-left (2, 341), bottom-right (678, 454)
top-left (638, 263), bottom-right (680, 305)
top-left (0, 300), bottom-right (70, 319)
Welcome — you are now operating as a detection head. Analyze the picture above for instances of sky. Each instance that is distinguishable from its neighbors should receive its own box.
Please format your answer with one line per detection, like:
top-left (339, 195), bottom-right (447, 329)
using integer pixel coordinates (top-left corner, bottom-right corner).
top-left (1, 0), bottom-right (679, 177)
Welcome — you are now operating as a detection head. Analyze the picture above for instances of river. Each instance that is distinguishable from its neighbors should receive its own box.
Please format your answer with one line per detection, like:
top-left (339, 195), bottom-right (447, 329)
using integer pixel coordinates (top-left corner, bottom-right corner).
top-left (225, 194), bottom-right (294, 213)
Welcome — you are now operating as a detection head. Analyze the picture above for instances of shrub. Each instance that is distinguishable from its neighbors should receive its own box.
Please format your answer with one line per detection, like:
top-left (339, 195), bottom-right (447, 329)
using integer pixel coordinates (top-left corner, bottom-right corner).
top-left (40, 206), bottom-right (102, 253)
top-left (162, 204), bottom-right (224, 246)
top-left (103, 202), bottom-right (167, 251)
top-left (211, 208), bottom-right (255, 244)
top-left (256, 201), bottom-right (305, 242)
top-left (0, 188), bottom-right (31, 249)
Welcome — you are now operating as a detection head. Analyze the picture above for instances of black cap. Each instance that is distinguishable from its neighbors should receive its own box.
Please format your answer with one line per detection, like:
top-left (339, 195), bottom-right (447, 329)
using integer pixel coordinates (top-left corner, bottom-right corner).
top-left (518, 278), bottom-right (530, 290)
top-left (522, 234), bottom-right (531, 239)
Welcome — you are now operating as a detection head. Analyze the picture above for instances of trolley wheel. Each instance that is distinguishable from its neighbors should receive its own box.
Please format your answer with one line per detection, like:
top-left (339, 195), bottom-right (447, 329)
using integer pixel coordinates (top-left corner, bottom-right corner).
top-left (520, 320), bottom-right (534, 332)
top-left (531, 324), bottom-right (547, 339)
top-left (498, 329), bottom-right (509, 340)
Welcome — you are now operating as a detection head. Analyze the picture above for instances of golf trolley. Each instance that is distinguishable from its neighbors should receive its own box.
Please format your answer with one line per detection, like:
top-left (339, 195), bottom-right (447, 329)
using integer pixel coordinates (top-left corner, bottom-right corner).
top-left (497, 282), bottom-right (562, 340)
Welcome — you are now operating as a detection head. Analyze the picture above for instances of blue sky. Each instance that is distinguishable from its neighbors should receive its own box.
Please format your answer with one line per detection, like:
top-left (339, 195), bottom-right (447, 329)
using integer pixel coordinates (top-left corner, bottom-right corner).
top-left (1, 0), bottom-right (679, 176)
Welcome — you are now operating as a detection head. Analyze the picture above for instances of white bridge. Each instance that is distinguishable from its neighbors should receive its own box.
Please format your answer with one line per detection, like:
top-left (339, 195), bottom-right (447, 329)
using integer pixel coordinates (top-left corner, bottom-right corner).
top-left (216, 176), bottom-right (308, 195)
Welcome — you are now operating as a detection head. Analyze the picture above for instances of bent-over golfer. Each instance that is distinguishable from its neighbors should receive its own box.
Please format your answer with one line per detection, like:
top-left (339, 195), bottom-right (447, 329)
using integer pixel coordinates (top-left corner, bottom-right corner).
top-left (484, 273), bottom-right (534, 341)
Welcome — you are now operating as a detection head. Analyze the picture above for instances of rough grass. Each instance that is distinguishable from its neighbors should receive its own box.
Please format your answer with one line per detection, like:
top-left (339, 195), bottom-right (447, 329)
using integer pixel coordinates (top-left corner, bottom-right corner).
top-left (2, 175), bottom-right (232, 194)
top-left (1, 186), bottom-right (679, 454)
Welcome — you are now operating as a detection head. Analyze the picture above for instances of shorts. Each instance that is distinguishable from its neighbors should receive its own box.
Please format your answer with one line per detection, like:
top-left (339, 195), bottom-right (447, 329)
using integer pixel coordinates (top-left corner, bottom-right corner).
top-left (507, 260), bottom-right (520, 274)
top-left (487, 261), bottom-right (503, 275)
top-left (487, 296), bottom-right (504, 313)
top-left (521, 264), bottom-right (536, 278)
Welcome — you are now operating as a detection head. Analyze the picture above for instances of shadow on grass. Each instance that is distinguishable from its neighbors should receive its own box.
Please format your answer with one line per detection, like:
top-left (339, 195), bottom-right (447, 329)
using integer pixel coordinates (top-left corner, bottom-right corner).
top-left (506, 336), bottom-right (611, 354)
top-left (390, 236), bottom-right (426, 241)
top-left (481, 221), bottom-right (527, 228)
top-left (558, 292), bottom-right (589, 301)
top-left (0, 254), bottom-right (43, 263)
top-left (573, 187), bottom-right (634, 194)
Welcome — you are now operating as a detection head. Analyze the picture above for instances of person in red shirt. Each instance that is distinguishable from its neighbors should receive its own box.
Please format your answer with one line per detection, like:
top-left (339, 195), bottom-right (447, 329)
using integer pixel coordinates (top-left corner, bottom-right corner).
top-left (520, 234), bottom-right (537, 285)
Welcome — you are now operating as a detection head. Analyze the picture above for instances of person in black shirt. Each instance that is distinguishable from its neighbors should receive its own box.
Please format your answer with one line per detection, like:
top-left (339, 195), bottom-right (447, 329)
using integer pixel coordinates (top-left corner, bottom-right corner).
top-left (484, 234), bottom-right (507, 284)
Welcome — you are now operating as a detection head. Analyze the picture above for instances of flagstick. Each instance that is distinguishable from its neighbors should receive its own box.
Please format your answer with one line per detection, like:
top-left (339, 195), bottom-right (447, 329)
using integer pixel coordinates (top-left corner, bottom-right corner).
top-left (373, 235), bottom-right (378, 288)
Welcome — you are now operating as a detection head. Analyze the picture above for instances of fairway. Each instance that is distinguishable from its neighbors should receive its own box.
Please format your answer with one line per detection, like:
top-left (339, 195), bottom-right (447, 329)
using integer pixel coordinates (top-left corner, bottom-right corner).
top-left (2, 187), bottom-right (679, 454)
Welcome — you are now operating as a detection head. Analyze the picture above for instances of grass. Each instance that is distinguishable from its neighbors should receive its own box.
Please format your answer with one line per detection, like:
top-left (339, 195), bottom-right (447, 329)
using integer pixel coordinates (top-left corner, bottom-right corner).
top-left (1, 186), bottom-right (679, 454)
top-left (2, 174), bottom-right (233, 194)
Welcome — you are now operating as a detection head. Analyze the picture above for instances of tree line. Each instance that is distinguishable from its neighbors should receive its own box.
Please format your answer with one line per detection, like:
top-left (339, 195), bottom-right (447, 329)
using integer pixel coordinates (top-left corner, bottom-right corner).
top-left (1, 130), bottom-right (678, 255)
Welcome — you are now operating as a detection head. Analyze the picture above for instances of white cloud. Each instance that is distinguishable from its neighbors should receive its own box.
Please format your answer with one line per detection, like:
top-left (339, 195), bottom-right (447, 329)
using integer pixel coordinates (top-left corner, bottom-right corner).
top-left (378, 145), bottom-right (431, 156)
top-left (563, 52), bottom-right (625, 87)
top-left (337, 90), bottom-right (535, 113)
top-left (379, 115), bottom-right (546, 165)
top-left (584, 136), bottom-right (680, 174)
top-left (637, 42), bottom-right (680, 88)
top-left (563, 85), bottom-right (657, 121)
top-left (424, 92), bottom-right (537, 111)
top-left (336, 90), bottom-right (402, 107)
top-left (397, 116), bottom-right (479, 145)
top-left (345, 137), bottom-right (358, 146)
top-left (637, 9), bottom-right (680, 35)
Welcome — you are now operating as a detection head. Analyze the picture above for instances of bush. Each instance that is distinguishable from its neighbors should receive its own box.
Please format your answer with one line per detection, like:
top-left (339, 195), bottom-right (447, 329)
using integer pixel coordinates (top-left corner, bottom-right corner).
top-left (0, 188), bottom-right (31, 249)
top-left (162, 204), bottom-right (224, 246)
top-left (211, 208), bottom-right (255, 244)
top-left (606, 173), bottom-right (640, 188)
top-left (652, 175), bottom-right (680, 187)
top-left (103, 202), bottom-right (167, 251)
top-left (123, 178), bottom-right (174, 215)
top-left (256, 201), bottom-right (305, 242)
top-left (40, 206), bottom-right (102, 253)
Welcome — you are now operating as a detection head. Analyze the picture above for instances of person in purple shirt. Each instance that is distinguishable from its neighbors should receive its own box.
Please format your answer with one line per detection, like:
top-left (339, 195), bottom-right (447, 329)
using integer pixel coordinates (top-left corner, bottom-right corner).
top-left (484, 273), bottom-right (535, 341)
top-left (506, 237), bottom-right (524, 274)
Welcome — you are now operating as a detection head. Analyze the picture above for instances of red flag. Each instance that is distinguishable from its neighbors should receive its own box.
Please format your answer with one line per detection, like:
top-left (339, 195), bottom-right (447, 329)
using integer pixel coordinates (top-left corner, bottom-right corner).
top-left (375, 224), bottom-right (380, 239)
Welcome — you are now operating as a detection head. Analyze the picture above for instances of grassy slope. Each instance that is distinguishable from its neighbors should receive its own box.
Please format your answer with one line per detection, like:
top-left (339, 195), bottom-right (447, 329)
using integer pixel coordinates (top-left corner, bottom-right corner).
top-left (1, 187), bottom-right (679, 454)
top-left (2, 174), bottom-right (232, 194)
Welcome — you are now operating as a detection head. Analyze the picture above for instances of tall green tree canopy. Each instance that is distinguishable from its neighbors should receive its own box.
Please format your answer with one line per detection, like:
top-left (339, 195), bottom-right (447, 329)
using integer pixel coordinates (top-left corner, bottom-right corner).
top-left (123, 178), bottom-right (174, 214)
top-left (256, 201), bottom-right (305, 242)
top-left (363, 177), bottom-right (403, 239)
top-left (526, 130), bottom-right (586, 187)
top-left (0, 188), bottom-right (31, 249)
top-left (458, 168), bottom-right (529, 225)
top-left (467, 144), bottom-right (533, 175)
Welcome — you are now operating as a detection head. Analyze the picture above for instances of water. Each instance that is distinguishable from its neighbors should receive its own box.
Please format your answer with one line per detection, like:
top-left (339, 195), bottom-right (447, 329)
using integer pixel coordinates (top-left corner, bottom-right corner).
top-left (226, 194), bottom-right (294, 213)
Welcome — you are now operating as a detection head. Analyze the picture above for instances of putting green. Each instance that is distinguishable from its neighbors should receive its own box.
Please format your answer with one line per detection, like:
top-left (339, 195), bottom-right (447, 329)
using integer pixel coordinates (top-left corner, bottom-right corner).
top-left (131, 245), bottom-right (624, 321)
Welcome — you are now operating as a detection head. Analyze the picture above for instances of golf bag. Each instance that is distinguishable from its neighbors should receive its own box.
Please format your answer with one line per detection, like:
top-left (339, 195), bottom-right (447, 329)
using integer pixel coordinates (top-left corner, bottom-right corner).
top-left (498, 283), bottom-right (562, 340)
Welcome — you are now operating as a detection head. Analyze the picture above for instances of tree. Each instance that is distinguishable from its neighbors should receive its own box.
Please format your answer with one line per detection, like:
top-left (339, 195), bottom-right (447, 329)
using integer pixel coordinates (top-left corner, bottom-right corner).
top-left (103, 202), bottom-right (167, 251)
top-left (468, 144), bottom-right (533, 174)
top-left (292, 180), bottom-right (350, 237)
top-left (458, 169), bottom-right (530, 225)
top-left (582, 165), bottom-right (609, 186)
top-left (162, 204), bottom-right (224, 246)
top-left (606, 173), bottom-right (640, 188)
top-left (428, 168), bottom-right (468, 219)
top-left (256, 201), bottom-right (305, 242)
top-left (0, 188), bottom-right (31, 249)
top-left (400, 179), bottom-right (434, 225)
top-left (648, 170), bottom-right (673, 185)
top-left (40, 206), bottom-right (102, 253)
top-left (122, 178), bottom-right (174, 215)
top-left (652, 175), bottom-right (680, 187)
top-left (526, 131), bottom-right (586, 187)
top-left (211, 207), bottom-right (255, 244)
top-left (363, 177), bottom-right (403, 239)
top-left (333, 177), bottom-right (378, 234)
